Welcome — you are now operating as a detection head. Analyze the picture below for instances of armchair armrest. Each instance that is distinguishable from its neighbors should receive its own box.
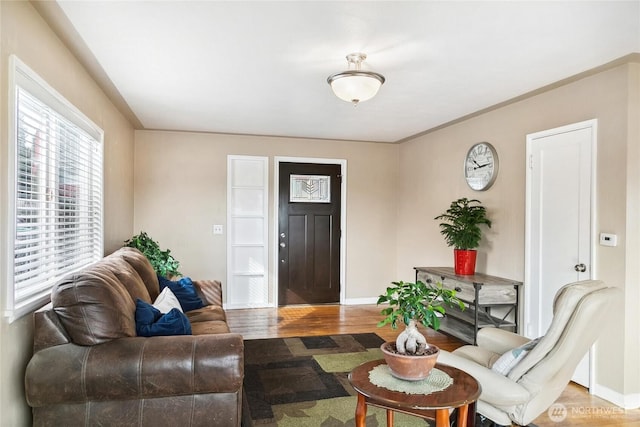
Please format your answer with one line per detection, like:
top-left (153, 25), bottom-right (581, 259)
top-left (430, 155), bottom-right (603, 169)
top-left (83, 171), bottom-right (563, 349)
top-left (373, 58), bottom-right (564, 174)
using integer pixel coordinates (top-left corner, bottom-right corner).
top-left (477, 328), bottom-right (531, 354)
top-left (438, 350), bottom-right (531, 407)
top-left (26, 333), bottom-right (243, 407)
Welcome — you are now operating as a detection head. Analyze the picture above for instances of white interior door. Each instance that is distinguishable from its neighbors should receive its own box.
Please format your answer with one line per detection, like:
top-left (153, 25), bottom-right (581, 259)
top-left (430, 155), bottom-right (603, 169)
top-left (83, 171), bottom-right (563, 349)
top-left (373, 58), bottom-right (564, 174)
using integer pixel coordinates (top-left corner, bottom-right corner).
top-left (525, 120), bottom-right (596, 388)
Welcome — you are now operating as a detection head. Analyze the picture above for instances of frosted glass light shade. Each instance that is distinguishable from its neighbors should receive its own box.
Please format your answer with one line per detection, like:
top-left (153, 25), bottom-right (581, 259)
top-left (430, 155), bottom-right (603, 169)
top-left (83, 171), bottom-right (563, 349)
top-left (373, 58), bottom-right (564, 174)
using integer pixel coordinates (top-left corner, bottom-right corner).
top-left (327, 71), bottom-right (385, 104)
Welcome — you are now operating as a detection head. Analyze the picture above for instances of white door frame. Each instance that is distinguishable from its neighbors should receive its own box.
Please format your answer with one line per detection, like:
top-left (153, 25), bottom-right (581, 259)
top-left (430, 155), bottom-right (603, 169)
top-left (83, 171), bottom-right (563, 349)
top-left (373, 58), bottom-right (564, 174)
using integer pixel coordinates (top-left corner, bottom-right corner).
top-left (273, 157), bottom-right (347, 307)
top-left (524, 118), bottom-right (597, 388)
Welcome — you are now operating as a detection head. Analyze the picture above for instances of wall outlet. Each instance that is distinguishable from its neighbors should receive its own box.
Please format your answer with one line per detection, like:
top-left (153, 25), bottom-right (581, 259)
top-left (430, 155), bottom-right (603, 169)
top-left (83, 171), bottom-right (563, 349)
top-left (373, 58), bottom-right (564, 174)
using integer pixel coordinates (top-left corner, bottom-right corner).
top-left (213, 224), bottom-right (224, 235)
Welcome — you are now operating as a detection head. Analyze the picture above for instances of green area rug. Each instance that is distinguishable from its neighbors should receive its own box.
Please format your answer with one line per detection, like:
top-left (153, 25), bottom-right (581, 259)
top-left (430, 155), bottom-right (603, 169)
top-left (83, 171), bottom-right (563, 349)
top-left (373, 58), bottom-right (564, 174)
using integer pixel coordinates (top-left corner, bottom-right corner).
top-left (243, 333), bottom-right (431, 426)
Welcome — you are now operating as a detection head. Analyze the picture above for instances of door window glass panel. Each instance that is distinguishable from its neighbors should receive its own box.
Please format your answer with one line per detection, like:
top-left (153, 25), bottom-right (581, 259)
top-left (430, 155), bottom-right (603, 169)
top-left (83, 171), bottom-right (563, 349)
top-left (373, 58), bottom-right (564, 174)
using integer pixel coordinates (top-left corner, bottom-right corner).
top-left (290, 175), bottom-right (330, 203)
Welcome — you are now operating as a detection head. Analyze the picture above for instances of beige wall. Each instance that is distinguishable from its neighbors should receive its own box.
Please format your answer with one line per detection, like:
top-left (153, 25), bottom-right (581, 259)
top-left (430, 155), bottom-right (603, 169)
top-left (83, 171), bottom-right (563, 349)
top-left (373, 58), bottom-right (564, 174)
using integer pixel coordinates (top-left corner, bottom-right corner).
top-left (134, 131), bottom-right (399, 303)
top-left (396, 62), bottom-right (640, 404)
top-left (0, 2), bottom-right (135, 425)
top-left (623, 62), bottom-right (640, 403)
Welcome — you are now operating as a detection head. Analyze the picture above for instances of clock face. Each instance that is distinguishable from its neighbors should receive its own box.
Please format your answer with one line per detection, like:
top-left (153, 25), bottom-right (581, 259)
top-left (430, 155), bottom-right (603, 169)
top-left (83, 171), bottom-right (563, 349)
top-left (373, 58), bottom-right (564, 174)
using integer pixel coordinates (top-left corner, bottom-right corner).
top-left (464, 142), bottom-right (498, 191)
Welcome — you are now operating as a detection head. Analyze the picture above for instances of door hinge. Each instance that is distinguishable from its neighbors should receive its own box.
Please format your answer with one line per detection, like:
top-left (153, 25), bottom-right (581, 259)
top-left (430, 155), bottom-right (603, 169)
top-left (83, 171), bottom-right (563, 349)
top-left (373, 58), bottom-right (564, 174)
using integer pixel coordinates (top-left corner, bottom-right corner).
top-left (529, 155), bottom-right (533, 169)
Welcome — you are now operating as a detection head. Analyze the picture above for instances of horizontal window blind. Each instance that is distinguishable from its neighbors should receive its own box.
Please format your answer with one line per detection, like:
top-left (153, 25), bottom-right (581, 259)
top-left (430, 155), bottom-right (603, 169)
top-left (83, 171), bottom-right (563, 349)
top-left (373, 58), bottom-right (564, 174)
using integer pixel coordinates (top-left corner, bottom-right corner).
top-left (6, 57), bottom-right (103, 321)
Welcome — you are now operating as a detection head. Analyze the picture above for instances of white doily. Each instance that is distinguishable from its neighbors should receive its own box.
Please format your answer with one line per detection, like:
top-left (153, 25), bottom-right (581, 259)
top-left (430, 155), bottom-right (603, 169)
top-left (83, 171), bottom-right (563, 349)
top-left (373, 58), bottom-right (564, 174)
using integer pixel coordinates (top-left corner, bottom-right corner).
top-left (368, 365), bottom-right (453, 395)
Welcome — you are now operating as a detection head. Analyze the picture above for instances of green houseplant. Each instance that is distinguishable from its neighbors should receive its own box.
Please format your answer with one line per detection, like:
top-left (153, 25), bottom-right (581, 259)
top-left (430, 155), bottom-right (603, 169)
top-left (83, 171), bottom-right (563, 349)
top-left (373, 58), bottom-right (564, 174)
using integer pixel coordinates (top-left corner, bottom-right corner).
top-left (124, 231), bottom-right (181, 278)
top-left (377, 280), bottom-right (463, 380)
top-left (434, 197), bottom-right (491, 275)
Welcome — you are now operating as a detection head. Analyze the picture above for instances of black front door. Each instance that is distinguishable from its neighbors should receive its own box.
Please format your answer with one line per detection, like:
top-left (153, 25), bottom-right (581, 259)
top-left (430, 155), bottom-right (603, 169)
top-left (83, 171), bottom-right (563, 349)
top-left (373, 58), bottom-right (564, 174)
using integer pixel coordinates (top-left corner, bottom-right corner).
top-left (278, 162), bottom-right (341, 305)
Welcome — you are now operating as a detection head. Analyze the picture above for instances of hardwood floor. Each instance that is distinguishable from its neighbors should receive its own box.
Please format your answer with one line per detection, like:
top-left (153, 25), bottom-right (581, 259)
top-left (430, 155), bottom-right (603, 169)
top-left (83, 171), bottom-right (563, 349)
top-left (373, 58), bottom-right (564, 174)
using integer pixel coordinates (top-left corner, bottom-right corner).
top-left (227, 304), bottom-right (640, 427)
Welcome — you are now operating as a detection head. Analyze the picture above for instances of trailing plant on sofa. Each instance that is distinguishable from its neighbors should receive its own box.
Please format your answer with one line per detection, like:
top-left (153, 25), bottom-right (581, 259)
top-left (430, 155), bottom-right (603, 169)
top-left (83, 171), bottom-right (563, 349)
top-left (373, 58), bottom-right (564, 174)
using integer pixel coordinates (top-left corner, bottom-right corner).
top-left (124, 231), bottom-right (181, 278)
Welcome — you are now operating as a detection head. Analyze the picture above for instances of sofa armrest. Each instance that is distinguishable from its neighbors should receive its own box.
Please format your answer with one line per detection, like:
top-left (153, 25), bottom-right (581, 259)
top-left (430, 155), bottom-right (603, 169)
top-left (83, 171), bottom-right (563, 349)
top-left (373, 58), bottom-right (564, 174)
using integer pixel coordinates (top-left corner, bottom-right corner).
top-left (193, 279), bottom-right (223, 307)
top-left (26, 333), bottom-right (243, 407)
top-left (477, 328), bottom-right (531, 355)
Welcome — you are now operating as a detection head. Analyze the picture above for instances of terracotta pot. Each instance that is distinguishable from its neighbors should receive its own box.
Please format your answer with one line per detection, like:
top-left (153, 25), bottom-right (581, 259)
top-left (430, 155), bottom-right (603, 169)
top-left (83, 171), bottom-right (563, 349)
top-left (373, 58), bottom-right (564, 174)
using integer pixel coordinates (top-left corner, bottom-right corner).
top-left (380, 342), bottom-right (439, 381)
top-left (454, 249), bottom-right (477, 275)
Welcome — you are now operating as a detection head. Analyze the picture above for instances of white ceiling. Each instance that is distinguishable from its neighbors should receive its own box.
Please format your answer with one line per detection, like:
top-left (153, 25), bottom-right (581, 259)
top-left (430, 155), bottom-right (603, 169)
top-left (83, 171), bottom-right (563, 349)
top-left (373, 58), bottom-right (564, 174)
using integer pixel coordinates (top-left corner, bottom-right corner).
top-left (55, 1), bottom-right (640, 143)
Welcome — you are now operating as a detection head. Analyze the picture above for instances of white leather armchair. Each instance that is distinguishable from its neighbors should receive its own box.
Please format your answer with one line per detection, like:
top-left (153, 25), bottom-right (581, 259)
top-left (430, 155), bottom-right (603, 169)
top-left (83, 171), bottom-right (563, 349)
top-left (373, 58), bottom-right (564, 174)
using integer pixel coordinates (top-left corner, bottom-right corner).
top-left (438, 280), bottom-right (620, 426)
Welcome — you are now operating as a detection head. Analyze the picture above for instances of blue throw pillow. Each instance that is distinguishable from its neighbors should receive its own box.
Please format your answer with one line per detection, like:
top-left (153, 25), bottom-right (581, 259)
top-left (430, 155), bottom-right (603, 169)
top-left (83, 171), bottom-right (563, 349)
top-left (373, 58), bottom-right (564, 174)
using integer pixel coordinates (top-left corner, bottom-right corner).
top-left (135, 299), bottom-right (192, 337)
top-left (157, 275), bottom-right (205, 312)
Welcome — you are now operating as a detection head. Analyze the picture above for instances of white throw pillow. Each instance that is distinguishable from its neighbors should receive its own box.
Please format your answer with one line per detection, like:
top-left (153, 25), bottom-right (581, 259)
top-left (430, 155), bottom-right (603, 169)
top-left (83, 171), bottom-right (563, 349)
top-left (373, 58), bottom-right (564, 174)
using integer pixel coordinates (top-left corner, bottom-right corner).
top-left (491, 337), bottom-right (540, 376)
top-left (153, 287), bottom-right (183, 313)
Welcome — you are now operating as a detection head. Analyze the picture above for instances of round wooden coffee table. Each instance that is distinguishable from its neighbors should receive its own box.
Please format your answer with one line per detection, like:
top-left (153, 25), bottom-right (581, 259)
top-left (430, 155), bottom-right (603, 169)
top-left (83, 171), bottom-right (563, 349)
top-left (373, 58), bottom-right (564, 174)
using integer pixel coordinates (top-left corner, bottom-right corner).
top-left (348, 359), bottom-right (481, 427)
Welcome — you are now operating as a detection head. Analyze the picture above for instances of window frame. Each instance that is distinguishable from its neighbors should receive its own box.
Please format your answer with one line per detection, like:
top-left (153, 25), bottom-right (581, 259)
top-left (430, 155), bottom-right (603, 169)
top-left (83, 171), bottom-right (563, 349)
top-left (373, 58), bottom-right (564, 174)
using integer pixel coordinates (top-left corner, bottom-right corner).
top-left (5, 55), bottom-right (104, 322)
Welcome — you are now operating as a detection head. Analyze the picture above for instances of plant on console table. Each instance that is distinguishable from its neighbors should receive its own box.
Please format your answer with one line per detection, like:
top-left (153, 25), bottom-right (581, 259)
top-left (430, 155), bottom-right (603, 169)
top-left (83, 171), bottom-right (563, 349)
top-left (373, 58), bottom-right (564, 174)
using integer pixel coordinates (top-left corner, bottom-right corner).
top-left (377, 280), bottom-right (463, 381)
top-left (434, 197), bottom-right (491, 275)
top-left (124, 231), bottom-right (181, 278)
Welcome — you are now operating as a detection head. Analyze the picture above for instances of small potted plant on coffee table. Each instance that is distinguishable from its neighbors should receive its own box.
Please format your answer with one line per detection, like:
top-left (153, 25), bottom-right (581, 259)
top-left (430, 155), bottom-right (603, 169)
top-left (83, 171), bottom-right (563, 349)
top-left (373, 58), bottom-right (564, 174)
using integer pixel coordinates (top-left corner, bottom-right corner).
top-left (377, 280), bottom-right (463, 380)
top-left (434, 197), bottom-right (491, 275)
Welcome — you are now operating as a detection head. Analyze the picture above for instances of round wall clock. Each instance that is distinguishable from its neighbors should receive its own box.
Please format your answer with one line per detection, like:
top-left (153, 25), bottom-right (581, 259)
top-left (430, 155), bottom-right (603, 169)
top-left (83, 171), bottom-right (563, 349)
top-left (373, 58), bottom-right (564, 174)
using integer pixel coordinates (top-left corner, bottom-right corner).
top-left (464, 142), bottom-right (499, 191)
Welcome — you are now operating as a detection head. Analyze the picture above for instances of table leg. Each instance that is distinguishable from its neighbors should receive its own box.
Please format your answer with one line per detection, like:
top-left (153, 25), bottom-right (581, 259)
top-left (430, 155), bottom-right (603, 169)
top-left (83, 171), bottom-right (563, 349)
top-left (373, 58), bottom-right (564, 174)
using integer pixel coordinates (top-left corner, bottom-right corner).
top-left (355, 393), bottom-right (367, 427)
top-left (457, 404), bottom-right (469, 427)
top-left (435, 408), bottom-right (450, 426)
top-left (467, 402), bottom-right (477, 427)
top-left (386, 409), bottom-right (394, 427)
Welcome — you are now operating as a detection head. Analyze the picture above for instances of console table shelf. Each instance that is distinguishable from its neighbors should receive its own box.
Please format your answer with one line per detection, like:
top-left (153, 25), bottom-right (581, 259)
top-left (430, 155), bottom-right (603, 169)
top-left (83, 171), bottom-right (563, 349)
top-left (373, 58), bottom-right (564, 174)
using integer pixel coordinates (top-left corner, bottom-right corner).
top-left (414, 267), bottom-right (522, 345)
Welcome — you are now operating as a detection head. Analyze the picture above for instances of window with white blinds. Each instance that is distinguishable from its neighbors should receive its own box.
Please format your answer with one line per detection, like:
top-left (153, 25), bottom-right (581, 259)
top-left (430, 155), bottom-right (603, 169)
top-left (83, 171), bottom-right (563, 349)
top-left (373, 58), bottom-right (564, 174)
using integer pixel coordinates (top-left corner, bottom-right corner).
top-left (6, 56), bottom-right (104, 322)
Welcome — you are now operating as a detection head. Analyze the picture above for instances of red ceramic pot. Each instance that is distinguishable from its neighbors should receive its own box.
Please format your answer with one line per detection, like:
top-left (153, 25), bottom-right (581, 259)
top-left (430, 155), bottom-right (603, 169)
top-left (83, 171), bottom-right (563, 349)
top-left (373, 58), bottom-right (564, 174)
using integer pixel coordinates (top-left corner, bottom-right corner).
top-left (454, 249), bottom-right (477, 275)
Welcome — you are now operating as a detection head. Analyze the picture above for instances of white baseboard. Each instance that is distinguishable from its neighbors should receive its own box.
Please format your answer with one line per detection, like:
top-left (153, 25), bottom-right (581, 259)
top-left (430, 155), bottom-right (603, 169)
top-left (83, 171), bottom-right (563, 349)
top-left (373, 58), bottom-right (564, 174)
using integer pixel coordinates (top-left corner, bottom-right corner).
top-left (343, 297), bottom-right (379, 305)
top-left (224, 298), bottom-right (378, 308)
top-left (224, 302), bottom-right (274, 310)
top-left (592, 383), bottom-right (640, 409)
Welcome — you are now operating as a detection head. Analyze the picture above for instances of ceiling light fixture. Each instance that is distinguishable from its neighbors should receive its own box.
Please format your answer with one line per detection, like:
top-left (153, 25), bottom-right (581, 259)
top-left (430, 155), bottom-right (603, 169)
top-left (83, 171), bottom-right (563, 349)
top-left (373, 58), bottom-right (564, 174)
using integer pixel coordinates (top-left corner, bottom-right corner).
top-left (327, 53), bottom-right (385, 105)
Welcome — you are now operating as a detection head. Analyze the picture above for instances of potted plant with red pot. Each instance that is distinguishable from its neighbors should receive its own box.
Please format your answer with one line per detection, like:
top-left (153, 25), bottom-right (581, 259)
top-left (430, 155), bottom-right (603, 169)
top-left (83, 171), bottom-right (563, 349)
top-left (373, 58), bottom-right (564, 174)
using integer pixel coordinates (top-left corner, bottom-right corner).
top-left (434, 198), bottom-right (491, 275)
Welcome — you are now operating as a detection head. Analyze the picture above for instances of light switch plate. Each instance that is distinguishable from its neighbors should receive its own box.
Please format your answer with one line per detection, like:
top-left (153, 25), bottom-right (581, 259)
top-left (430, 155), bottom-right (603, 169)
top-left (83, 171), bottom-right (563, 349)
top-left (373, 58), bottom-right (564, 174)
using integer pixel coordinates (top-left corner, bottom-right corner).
top-left (599, 233), bottom-right (617, 247)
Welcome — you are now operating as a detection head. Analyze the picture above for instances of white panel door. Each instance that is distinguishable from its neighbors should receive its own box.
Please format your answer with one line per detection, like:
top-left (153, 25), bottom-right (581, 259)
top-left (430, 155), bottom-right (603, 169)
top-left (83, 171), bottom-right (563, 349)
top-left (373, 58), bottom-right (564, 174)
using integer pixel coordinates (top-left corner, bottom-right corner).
top-left (525, 120), bottom-right (595, 388)
top-left (227, 156), bottom-right (269, 308)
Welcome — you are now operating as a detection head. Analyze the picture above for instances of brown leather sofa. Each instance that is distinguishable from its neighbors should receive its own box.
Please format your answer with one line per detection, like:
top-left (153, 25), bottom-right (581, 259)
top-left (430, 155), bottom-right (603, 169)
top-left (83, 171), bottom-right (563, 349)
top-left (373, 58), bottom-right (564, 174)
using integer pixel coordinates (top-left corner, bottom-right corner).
top-left (24, 247), bottom-right (244, 426)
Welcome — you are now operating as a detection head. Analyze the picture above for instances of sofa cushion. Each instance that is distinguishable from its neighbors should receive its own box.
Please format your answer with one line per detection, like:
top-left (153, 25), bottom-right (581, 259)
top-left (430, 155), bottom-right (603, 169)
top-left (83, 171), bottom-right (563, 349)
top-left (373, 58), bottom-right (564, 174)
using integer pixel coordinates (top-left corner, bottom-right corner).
top-left (102, 256), bottom-right (151, 303)
top-left (158, 276), bottom-right (205, 312)
top-left (52, 267), bottom-right (136, 345)
top-left (186, 304), bottom-right (229, 334)
top-left (153, 287), bottom-right (183, 313)
top-left (135, 299), bottom-right (192, 336)
top-left (190, 320), bottom-right (231, 335)
top-left (116, 247), bottom-right (161, 300)
top-left (186, 305), bottom-right (226, 323)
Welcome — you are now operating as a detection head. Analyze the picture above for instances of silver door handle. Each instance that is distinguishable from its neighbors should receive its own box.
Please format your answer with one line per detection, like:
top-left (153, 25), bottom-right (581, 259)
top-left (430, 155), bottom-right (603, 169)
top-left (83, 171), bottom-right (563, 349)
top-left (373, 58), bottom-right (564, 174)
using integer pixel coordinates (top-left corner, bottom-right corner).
top-left (280, 242), bottom-right (286, 248)
top-left (574, 263), bottom-right (587, 272)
